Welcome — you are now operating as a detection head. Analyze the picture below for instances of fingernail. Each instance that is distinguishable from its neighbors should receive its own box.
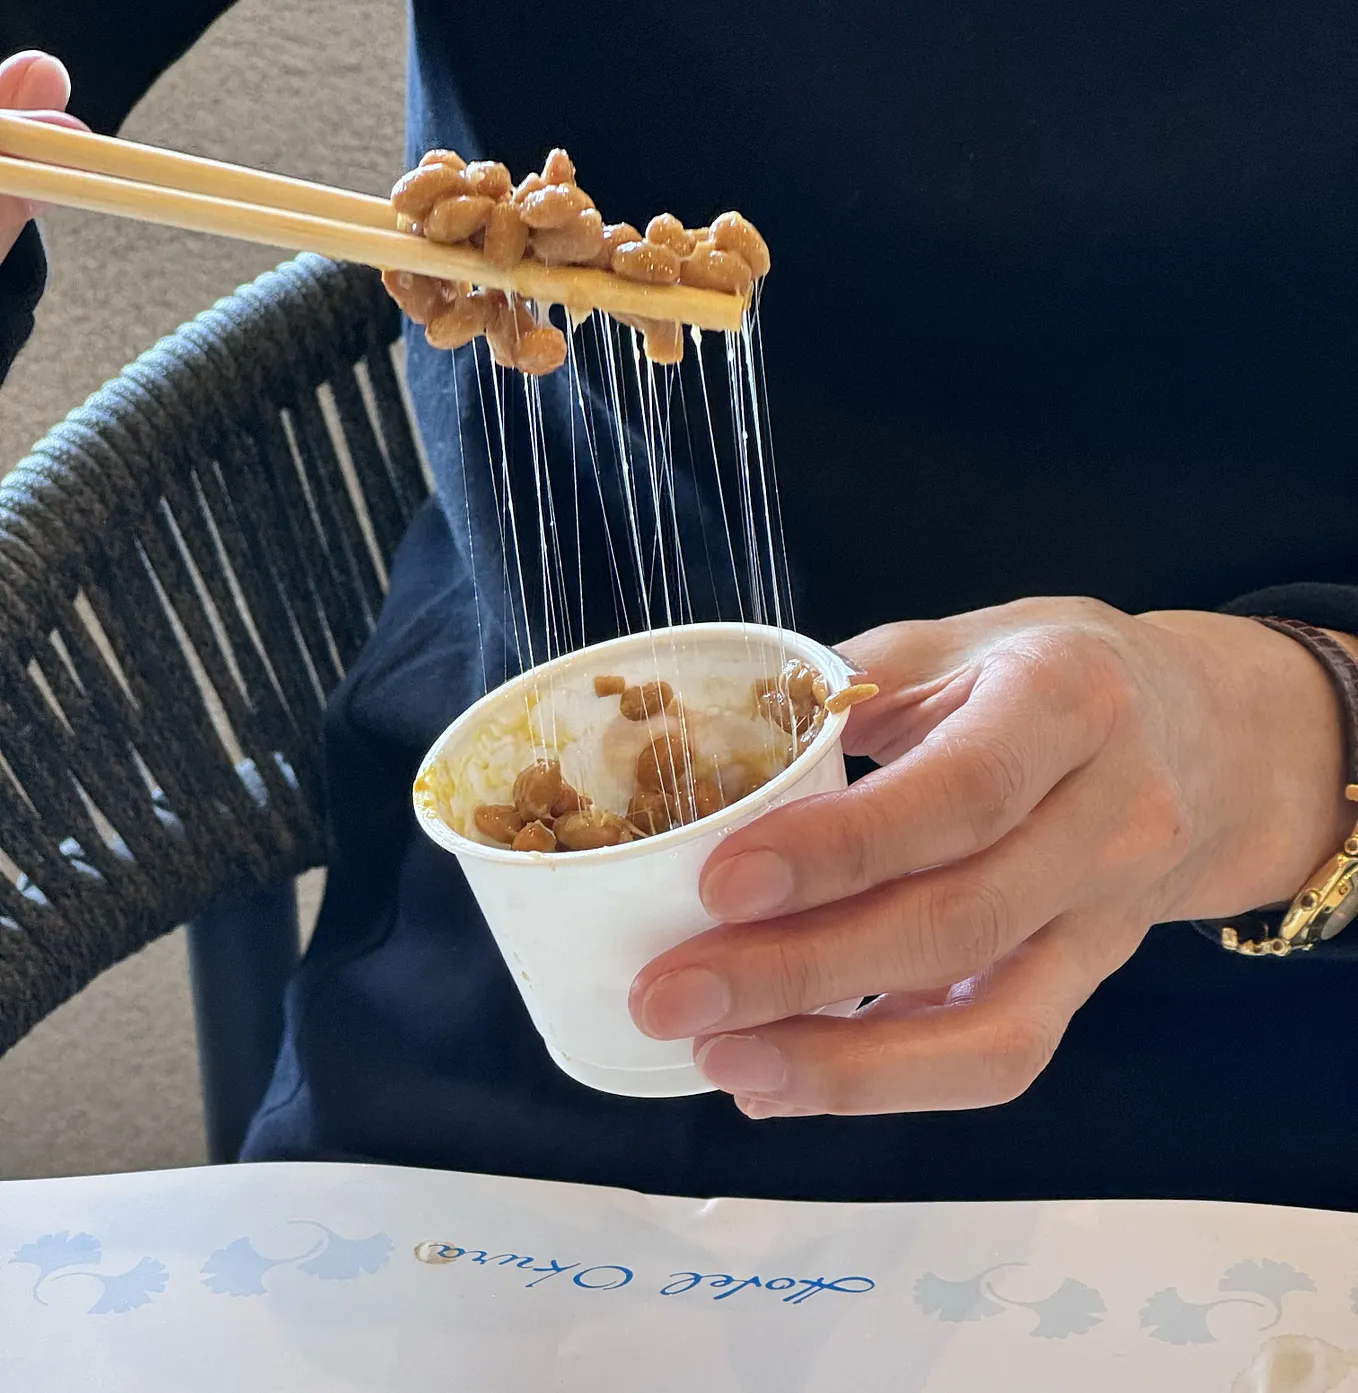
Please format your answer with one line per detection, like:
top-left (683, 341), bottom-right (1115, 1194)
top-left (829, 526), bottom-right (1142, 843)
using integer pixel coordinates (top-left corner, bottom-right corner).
top-left (739, 1099), bottom-right (823, 1121)
top-left (635, 967), bottom-right (731, 1039)
top-left (15, 55), bottom-right (67, 108)
top-left (701, 850), bottom-right (793, 921)
top-left (696, 1035), bottom-right (786, 1095)
top-left (739, 1098), bottom-right (797, 1121)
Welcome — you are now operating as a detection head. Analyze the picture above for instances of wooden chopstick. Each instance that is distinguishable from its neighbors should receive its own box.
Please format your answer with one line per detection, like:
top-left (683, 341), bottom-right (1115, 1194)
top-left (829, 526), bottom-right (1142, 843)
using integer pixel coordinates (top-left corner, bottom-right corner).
top-left (0, 112), bottom-right (395, 230)
top-left (0, 116), bottom-right (747, 333)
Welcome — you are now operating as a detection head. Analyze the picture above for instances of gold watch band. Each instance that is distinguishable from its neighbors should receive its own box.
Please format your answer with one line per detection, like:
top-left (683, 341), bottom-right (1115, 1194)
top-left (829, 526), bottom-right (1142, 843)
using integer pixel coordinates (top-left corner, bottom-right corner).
top-left (1218, 787), bottom-right (1358, 957)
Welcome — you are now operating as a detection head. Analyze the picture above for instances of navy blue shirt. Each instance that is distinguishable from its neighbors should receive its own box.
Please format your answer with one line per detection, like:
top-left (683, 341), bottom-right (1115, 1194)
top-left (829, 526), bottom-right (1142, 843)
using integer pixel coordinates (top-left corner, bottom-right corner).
top-left (241, 0), bottom-right (1358, 1207)
top-left (6, 0), bottom-right (1358, 1206)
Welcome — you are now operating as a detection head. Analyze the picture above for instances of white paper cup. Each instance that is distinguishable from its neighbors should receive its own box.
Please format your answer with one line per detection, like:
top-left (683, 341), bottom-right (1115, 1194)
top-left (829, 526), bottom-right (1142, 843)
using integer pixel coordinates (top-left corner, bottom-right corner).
top-left (413, 622), bottom-right (860, 1098)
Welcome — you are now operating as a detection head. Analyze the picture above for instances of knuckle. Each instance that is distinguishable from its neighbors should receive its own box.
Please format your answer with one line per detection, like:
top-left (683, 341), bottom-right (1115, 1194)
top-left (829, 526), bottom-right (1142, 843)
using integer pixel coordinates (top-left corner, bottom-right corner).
top-left (1043, 622), bottom-right (1138, 727)
top-left (921, 874), bottom-right (1009, 978)
top-left (1055, 595), bottom-right (1119, 628)
top-left (764, 936), bottom-right (834, 1015)
top-left (1009, 623), bottom-right (1119, 698)
top-left (1081, 641), bottom-right (1138, 725)
top-left (991, 621), bottom-right (1134, 750)
top-left (946, 734), bottom-right (1028, 844)
top-left (1049, 622), bottom-right (1113, 673)
top-left (977, 1014), bottom-right (1058, 1104)
top-left (816, 793), bottom-right (878, 896)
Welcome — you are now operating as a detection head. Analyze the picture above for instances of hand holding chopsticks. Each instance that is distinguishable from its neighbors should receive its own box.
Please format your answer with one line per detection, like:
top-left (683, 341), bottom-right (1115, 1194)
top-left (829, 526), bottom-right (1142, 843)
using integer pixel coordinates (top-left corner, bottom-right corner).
top-left (0, 52), bottom-right (84, 263)
top-left (0, 113), bottom-right (748, 333)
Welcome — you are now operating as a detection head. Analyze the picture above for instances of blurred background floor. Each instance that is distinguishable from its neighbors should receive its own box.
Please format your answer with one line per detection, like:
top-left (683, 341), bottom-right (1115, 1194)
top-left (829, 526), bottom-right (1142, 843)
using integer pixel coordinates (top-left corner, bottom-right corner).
top-left (0, 0), bottom-right (405, 1179)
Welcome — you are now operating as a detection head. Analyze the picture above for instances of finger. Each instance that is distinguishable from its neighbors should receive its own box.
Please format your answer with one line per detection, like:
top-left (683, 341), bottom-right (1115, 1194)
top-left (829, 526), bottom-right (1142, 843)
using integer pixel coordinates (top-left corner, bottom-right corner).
top-left (692, 914), bottom-right (1127, 1114)
top-left (700, 646), bottom-right (1108, 923)
top-left (637, 776), bottom-right (1092, 1037)
top-left (0, 111), bottom-right (90, 228)
top-left (834, 613), bottom-right (1058, 764)
top-left (835, 619), bottom-right (960, 686)
top-left (726, 995), bottom-right (958, 1105)
top-left (834, 621), bottom-right (973, 762)
top-left (7, 110), bottom-right (86, 131)
top-left (0, 52), bottom-right (72, 112)
top-left (735, 1098), bottom-right (825, 1119)
top-left (736, 995), bottom-right (942, 1118)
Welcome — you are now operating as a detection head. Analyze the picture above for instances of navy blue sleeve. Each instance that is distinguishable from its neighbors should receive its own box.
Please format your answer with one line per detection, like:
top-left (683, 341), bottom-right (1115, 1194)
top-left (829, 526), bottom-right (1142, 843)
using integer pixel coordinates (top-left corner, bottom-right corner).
top-left (0, 221), bottom-right (45, 387)
top-left (1222, 584), bottom-right (1358, 636)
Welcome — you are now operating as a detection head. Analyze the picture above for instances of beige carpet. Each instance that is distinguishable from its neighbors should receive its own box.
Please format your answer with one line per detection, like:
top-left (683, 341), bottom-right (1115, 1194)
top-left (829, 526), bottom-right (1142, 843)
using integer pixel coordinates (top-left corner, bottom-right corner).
top-left (0, 0), bottom-right (405, 1179)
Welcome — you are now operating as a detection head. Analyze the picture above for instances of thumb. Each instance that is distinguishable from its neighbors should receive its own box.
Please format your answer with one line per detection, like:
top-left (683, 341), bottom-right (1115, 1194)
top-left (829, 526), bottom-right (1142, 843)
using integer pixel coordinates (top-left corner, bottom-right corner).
top-left (0, 52), bottom-right (72, 112)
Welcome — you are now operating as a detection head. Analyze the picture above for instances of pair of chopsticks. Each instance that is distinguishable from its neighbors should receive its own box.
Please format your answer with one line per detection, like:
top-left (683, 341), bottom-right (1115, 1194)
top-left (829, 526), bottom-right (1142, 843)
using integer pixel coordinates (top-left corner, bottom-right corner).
top-left (0, 114), bottom-right (746, 333)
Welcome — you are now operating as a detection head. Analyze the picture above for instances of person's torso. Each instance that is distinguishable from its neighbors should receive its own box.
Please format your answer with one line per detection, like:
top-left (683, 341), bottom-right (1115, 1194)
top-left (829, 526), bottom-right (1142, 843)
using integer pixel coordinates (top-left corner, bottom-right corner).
top-left (410, 0), bottom-right (1358, 635)
top-left (243, 2), bottom-right (1358, 1208)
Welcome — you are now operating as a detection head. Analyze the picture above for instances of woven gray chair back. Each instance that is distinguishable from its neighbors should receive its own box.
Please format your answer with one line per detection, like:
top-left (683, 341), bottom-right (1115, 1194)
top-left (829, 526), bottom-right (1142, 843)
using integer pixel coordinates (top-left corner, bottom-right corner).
top-left (0, 254), bottom-right (428, 1056)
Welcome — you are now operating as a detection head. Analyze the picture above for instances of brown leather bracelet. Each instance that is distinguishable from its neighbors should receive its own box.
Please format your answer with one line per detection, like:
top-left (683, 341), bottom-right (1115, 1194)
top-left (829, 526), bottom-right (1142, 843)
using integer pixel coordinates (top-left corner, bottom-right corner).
top-left (1205, 616), bottom-right (1358, 957)
top-left (1253, 618), bottom-right (1358, 787)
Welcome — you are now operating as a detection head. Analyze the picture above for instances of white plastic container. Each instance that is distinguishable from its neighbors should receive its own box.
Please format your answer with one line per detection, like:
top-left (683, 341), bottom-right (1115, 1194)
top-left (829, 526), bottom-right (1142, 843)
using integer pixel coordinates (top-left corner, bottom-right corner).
top-left (413, 622), bottom-right (858, 1098)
